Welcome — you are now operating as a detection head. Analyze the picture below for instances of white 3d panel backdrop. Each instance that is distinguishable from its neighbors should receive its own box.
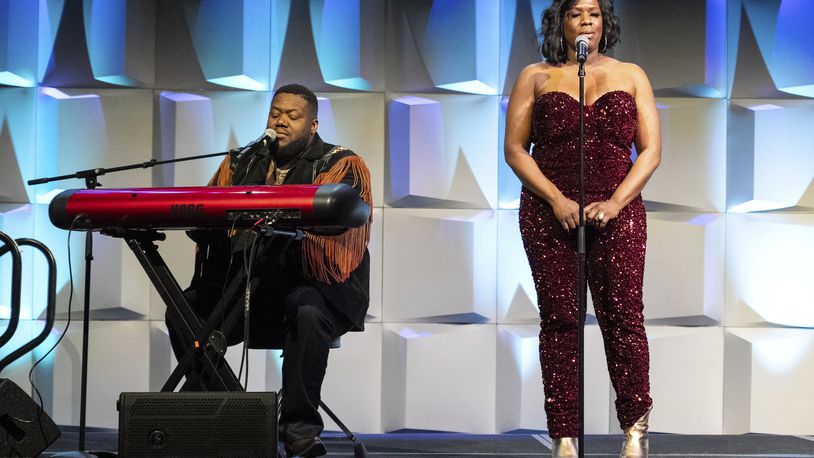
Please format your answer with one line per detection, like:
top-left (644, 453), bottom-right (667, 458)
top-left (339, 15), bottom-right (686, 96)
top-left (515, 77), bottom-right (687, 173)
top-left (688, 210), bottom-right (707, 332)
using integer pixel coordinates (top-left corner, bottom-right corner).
top-left (0, 0), bottom-right (813, 436)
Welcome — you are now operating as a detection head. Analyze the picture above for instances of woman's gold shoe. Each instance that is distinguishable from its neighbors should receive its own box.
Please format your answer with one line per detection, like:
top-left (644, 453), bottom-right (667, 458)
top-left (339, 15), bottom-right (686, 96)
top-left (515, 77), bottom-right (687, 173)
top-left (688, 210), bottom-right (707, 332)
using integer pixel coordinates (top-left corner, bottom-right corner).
top-left (552, 437), bottom-right (578, 458)
top-left (620, 406), bottom-right (652, 457)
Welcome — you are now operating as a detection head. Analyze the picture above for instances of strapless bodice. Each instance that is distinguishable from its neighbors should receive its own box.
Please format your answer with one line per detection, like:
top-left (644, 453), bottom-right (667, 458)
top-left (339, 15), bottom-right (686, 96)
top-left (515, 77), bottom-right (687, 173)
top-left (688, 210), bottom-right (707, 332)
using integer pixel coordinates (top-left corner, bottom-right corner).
top-left (530, 90), bottom-right (638, 196)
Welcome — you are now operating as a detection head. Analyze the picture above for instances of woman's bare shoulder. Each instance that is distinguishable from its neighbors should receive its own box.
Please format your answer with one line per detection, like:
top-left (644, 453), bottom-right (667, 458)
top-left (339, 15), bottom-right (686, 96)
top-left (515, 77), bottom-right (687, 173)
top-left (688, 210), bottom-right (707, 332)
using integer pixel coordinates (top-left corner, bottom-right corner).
top-left (511, 62), bottom-right (555, 97)
top-left (517, 62), bottom-right (558, 90)
top-left (599, 58), bottom-right (650, 93)
top-left (520, 61), bottom-right (557, 77)
top-left (606, 58), bottom-right (647, 79)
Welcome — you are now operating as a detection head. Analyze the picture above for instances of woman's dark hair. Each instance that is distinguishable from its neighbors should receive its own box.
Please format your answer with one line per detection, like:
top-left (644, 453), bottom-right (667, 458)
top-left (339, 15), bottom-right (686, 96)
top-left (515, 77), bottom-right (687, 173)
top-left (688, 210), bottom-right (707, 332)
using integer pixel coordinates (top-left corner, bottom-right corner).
top-left (274, 83), bottom-right (318, 119)
top-left (538, 0), bottom-right (621, 65)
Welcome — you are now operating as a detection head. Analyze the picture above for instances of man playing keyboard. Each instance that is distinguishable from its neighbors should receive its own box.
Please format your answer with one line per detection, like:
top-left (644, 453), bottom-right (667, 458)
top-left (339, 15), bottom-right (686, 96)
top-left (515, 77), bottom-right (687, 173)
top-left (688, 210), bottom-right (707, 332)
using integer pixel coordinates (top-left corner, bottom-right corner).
top-left (166, 84), bottom-right (372, 457)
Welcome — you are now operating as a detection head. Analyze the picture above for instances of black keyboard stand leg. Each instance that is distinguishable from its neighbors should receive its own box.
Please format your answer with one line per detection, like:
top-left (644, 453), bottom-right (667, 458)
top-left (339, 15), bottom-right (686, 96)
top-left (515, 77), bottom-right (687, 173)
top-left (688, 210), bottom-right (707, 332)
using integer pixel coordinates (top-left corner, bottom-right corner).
top-left (123, 230), bottom-right (291, 392)
top-left (121, 232), bottom-right (243, 391)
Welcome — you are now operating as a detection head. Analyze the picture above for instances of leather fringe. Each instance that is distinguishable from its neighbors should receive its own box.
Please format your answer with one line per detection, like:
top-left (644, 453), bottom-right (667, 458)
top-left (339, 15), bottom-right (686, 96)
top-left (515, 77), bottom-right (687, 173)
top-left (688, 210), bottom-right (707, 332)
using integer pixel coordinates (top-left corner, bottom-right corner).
top-left (208, 156), bottom-right (234, 187)
top-left (302, 156), bottom-right (372, 283)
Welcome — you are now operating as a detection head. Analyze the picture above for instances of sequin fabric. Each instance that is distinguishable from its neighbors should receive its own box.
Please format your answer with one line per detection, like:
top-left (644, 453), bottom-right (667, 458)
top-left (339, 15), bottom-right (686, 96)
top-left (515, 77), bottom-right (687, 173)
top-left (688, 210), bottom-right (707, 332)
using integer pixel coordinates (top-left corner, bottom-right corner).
top-left (519, 90), bottom-right (652, 438)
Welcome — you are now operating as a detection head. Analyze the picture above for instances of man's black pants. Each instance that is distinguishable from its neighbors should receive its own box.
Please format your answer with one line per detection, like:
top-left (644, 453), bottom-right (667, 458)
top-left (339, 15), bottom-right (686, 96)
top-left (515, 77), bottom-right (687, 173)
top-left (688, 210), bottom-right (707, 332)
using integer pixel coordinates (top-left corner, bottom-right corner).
top-left (166, 284), bottom-right (353, 443)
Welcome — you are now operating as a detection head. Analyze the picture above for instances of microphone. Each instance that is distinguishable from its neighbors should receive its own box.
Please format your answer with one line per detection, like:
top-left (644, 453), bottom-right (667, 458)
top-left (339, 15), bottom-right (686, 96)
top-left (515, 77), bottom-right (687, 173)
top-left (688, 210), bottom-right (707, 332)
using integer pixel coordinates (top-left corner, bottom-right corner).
top-left (575, 35), bottom-right (590, 64)
top-left (233, 128), bottom-right (277, 159)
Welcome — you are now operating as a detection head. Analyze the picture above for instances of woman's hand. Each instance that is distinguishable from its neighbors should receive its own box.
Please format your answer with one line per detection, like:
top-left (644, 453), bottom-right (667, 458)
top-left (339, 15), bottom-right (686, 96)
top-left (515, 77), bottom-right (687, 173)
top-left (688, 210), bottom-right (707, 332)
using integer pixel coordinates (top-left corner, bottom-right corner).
top-left (551, 195), bottom-right (581, 231)
top-left (585, 199), bottom-right (622, 230)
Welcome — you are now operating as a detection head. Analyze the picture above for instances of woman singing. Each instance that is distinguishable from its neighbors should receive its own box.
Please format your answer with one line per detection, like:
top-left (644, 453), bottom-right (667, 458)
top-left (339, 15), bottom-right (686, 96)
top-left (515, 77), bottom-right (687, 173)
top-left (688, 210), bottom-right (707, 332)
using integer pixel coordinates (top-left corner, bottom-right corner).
top-left (504, 0), bottom-right (661, 457)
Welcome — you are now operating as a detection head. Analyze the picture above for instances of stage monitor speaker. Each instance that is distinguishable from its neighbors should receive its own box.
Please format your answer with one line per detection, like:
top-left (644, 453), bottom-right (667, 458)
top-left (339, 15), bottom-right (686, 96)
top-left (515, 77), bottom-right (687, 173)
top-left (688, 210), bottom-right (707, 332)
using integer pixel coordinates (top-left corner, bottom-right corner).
top-left (118, 391), bottom-right (277, 457)
top-left (0, 378), bottom-right (61, 457)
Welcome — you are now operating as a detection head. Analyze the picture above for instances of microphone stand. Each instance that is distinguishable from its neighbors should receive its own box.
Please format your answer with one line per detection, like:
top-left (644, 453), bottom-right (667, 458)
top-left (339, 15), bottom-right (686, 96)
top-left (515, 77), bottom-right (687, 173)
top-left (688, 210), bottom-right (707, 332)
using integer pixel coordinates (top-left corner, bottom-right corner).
top-left (27, 149), bottom-right (235, 457)
top-left (577, 58), bottom-right (587, 458)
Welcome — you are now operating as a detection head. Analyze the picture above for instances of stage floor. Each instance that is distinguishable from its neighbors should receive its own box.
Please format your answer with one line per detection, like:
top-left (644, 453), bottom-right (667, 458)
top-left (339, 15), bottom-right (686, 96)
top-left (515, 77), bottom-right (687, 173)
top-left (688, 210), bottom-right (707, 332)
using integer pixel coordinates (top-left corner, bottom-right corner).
top-left (43, 427), bottom-right (814, 457)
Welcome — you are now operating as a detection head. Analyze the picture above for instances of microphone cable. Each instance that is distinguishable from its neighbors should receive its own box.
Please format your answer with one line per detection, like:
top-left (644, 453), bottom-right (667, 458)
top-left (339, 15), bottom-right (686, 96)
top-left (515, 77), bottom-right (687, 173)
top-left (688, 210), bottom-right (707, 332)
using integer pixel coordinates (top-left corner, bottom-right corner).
top-left (237, 218), bottom-right (263, 389)
top-left (209, 217), bottom-right (242, 381)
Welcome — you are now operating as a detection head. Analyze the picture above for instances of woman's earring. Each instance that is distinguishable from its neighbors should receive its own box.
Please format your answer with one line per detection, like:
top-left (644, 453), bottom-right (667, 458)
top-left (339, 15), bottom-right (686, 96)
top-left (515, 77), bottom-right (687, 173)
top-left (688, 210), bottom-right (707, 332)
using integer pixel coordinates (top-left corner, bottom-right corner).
top-left (599, 35), bottom-right (608, 53)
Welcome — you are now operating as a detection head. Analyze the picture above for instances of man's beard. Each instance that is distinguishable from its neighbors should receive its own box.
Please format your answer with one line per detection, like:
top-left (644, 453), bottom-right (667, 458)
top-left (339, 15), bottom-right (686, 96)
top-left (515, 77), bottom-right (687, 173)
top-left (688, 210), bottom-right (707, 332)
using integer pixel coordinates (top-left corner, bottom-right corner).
top-left (274, 134), bottom-right (311, 166)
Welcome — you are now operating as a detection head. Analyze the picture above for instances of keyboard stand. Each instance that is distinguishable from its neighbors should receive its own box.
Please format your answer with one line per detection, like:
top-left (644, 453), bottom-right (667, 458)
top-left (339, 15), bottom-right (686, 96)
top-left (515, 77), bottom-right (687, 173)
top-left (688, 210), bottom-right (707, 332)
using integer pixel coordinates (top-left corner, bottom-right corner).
top-left (108, 228), bottom-right (297, 391)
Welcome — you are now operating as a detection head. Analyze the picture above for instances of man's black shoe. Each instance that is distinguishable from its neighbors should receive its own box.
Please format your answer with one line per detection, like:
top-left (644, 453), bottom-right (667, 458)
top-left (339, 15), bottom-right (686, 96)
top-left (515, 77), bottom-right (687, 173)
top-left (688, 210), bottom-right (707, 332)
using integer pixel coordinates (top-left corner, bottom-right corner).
top-left (286, 436), bottom-right (327, 457)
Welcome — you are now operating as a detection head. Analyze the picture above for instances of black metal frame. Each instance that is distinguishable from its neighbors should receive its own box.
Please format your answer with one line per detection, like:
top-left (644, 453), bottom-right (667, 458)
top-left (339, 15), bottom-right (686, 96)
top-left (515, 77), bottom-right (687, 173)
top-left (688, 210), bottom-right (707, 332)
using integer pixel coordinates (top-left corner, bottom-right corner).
top-left (0, 231), bottom-right (22, 351)
top-left (0, 237), bottom-right (59, 373)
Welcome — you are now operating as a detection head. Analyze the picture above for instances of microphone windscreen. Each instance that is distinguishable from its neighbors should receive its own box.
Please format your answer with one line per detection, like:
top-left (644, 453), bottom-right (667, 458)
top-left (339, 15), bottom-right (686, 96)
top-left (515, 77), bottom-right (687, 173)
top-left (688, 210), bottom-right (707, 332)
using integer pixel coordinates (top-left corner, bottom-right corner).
top-left (575, 35), bottom-right (590, 48)
top-left (264, 128), bottom-right (277, 142)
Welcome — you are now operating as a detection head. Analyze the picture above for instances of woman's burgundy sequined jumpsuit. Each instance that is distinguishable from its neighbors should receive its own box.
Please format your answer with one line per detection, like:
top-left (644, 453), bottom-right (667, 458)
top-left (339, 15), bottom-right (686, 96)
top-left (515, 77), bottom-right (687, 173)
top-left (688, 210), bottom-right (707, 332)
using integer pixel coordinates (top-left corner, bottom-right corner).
top-left (519, 90), bottom-right (653, 438)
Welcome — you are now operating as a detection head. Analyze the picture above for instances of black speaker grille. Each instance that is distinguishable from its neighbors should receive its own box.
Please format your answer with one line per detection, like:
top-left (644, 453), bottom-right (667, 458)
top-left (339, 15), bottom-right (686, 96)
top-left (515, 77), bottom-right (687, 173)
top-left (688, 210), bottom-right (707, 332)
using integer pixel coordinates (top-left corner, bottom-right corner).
top-left (119, 392), bottom-right (276, 458)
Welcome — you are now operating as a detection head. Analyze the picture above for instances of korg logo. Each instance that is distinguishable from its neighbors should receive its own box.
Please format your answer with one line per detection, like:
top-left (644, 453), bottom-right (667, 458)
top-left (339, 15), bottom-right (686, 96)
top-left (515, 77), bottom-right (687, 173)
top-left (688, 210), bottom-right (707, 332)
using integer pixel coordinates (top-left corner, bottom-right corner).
top-left (170, 203), bottom-right (204, 218)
